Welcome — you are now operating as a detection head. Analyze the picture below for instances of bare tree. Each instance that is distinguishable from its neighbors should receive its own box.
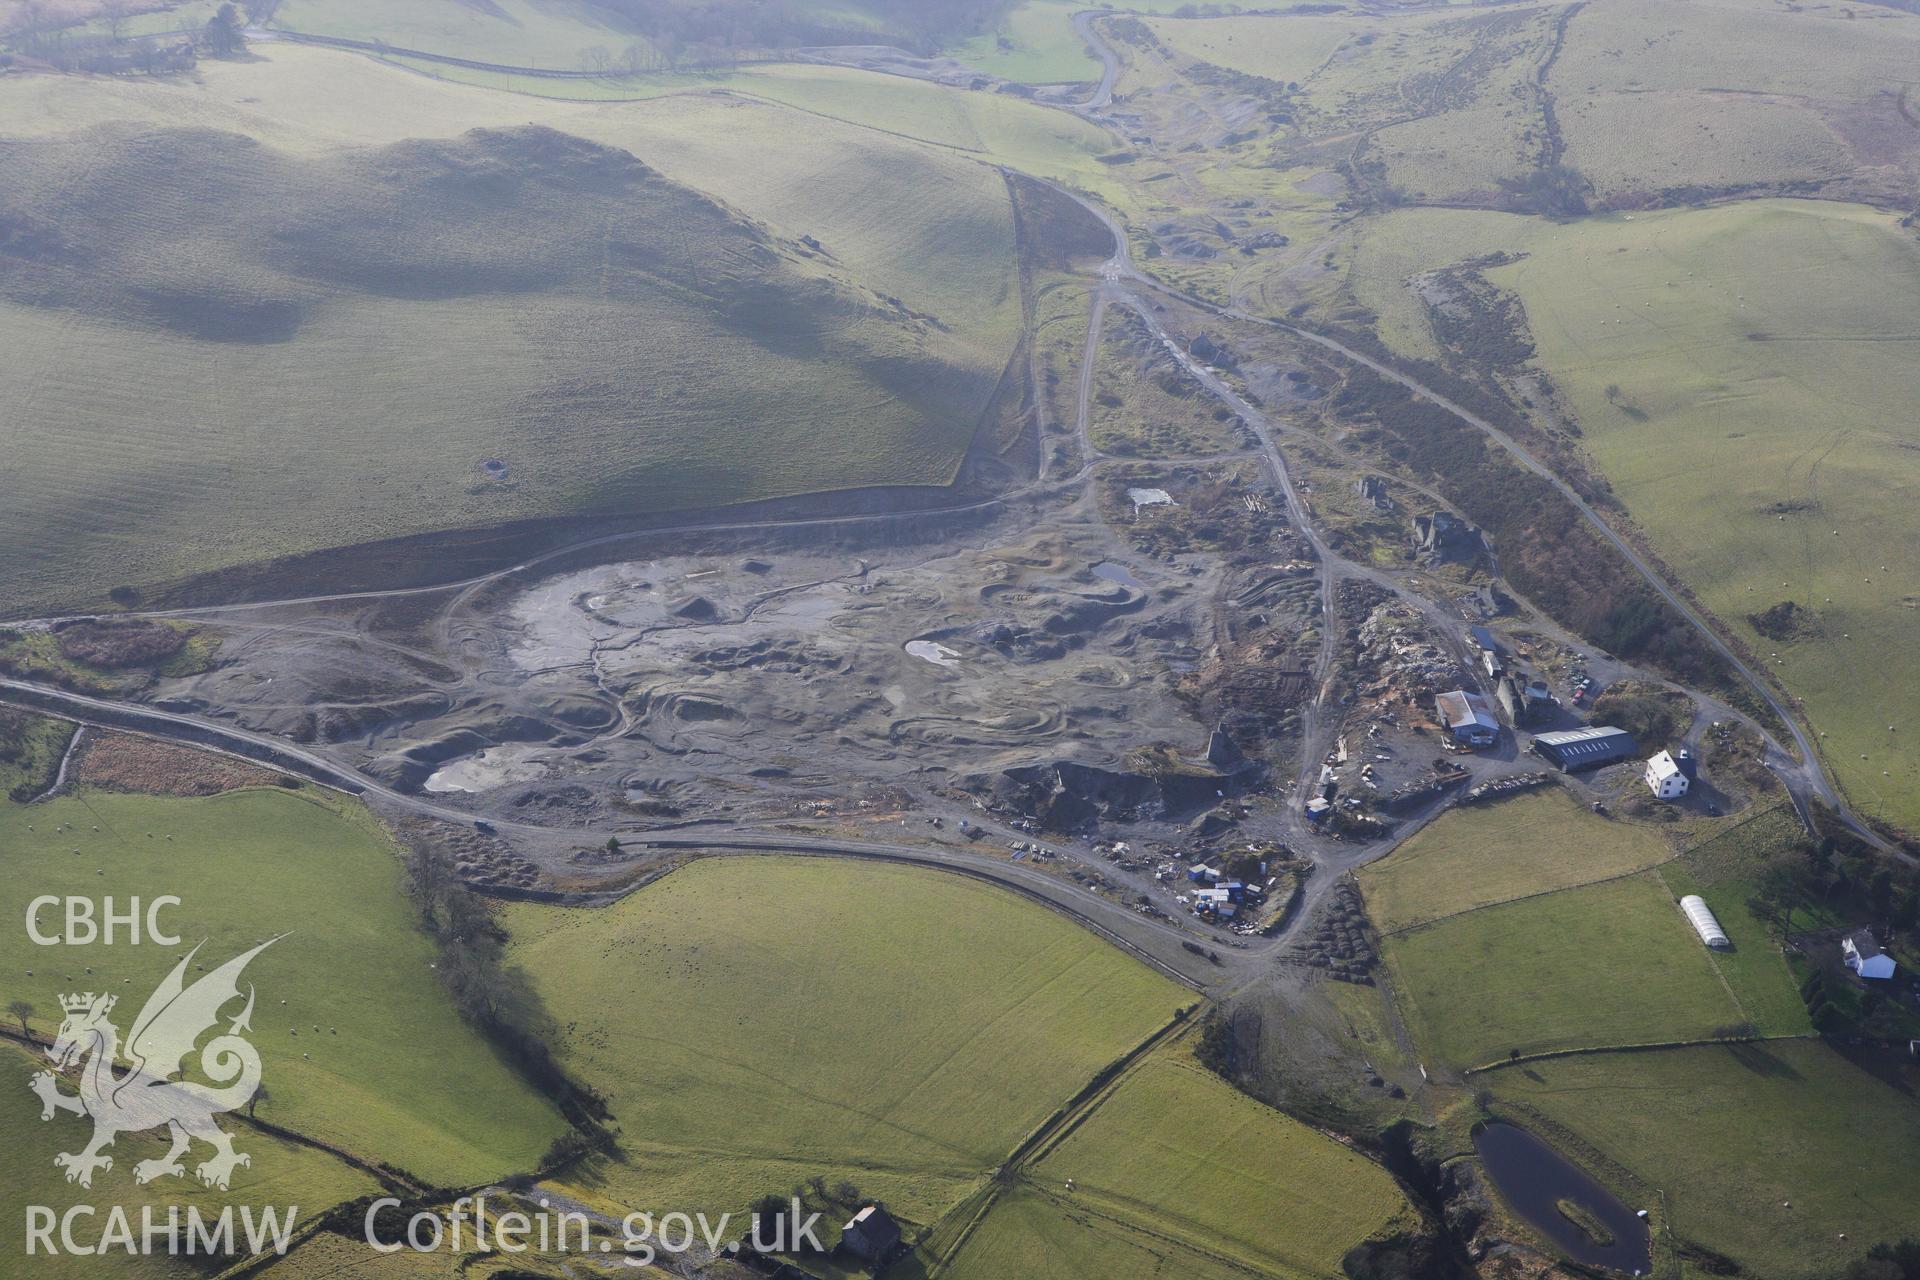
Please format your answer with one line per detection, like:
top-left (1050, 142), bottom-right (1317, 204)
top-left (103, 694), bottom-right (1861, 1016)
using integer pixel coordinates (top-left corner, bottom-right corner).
top-left (101, 0), bottom-right (132, 41)
top-left (7, 999), bottom-right (32, 1038)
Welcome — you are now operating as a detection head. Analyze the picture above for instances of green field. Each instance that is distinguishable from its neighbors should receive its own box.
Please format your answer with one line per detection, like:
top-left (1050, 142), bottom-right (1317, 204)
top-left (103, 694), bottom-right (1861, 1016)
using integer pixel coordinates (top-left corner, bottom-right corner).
top-left (1022, 1051), bottom-right (1415, 1277)
top-left (1493, 1041), bottom-right (1920, 1278)
top-left (1384, 872), bottom-right (1745, 1066)
top-left (503, 856), bottom-right (1189, 1224)
top-left (1657, 861), bottom-right (1810, 1038)
top-left (0, 44), bottom-right (1028, 611)
top-left (934, 1183), bottom-right (1262, 1280)
top-left (0, 789), bottom-right (567, 1187)
top-left (0, 1042), bottom-right (377, 1280)
top-left (1358, 788), bottom-right (1676, 933)
top-left (949, 0), bottom-right (1098, 85)
top-left (948, 0), bottom-right (1192, 86)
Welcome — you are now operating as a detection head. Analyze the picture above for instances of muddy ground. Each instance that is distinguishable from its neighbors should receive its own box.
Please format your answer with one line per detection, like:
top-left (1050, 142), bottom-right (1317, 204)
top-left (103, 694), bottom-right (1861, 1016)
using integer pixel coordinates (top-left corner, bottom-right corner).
top-left (144, 472), bottom-right (1324, 879)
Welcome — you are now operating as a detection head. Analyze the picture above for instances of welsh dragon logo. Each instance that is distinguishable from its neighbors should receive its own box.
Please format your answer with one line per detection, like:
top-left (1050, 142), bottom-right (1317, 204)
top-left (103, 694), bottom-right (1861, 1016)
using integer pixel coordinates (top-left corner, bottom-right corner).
top-left (30, 939), bottom-right (278, 1191)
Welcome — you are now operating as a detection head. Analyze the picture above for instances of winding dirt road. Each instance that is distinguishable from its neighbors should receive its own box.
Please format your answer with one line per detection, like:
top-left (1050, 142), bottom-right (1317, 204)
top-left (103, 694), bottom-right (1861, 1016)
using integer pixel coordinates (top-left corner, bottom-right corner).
top-left (1059, 15), bottom-right (1889, 855)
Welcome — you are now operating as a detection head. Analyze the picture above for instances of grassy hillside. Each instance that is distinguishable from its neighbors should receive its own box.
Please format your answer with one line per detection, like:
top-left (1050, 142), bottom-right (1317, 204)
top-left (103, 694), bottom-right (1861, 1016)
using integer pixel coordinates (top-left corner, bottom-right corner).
top-left (352, 55), bottom-right (1124, 199)
top-left (503, 856), bottom-right (1189, 1225)
top-left (269, 0), bottom-right (657, 70)
top-left (1346, 200), bottom-right (1920, 834)
top-left (1144, 5), bottom-right (1560, 204)
top-left (1551, 0), bottom-right (1920, 201)
top-left (1143, 0), bottom-right (1920, 208)
top-left (1358, 788), bottom-right (1676, 933)
top-left (1483, 203), bottom-right (1920, 834)
top-left (0, 44), bottom-right (1026, 337)
top-left (265, 0), bottom-right (1007, 67)
top-left (1493, 1042), bottom-right (1920, 1278)
top-left (0, 788), bottom-right (567, 1186)
top-left (0, 85), bottom-right (1017, 611)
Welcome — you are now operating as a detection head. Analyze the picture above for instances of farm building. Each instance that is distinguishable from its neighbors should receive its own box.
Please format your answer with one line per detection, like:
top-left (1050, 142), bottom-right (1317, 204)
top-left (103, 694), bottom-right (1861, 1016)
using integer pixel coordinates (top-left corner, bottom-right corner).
top-left (1531, 726), bottom-right (1637, 772)
top-left (1644, 750), bottom-right (1691, 800)
top-left (841, 1205), bottom-right (902, 1261)
top-left (1435, 690), bottom-right (1499, 748)
top-left (1843, 929), bottom-right (1898, 981)
top-left (1679, 895), bottom-right (1731, 950)
top-left (1496, 674), bottom-right (1555, 727)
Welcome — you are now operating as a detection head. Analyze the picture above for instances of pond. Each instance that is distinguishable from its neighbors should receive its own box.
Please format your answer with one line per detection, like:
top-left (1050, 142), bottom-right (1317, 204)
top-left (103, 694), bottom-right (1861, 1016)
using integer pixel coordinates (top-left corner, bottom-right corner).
top-left (1474, 1121), bottom-right (1652, 1275)
top-left (904, 639), bottom-right (962, 668)
top-left (1091, 561), bottom-right (1145, 591)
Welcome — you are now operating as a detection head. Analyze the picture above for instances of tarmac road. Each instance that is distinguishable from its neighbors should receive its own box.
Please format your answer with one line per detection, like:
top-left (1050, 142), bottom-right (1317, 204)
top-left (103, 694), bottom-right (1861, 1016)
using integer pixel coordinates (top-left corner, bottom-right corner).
top-left (0, 677), bottom-right (1238, 990)
top-left (1072, 9), bottom-right (1122, 111)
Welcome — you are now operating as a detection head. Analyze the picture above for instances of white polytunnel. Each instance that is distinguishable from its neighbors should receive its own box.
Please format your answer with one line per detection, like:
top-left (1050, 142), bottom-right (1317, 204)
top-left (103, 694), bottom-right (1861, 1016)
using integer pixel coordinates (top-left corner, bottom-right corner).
top-left (1679, 895), bottom-right (1731, 950)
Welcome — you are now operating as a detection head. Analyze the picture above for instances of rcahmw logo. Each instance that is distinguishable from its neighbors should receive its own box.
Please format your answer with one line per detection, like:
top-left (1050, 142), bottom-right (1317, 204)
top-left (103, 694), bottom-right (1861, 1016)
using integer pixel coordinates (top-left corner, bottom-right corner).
top-left (19, 916), bottom-right (297, 1259)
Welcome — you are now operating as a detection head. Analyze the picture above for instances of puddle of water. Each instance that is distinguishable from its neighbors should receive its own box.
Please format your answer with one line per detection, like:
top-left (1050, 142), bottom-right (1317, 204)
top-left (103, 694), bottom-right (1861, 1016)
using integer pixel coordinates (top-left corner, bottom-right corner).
top-left (1091, 561), bottom-right (1145, 591)
top-left (905, 640), bottom-right (962, 668)
top-left (424, 746), bottom-right (549, 794)
top-left (1126, 487), bottom-right (1174, 510)
top-left (1474, 1122), bottom-right (1651, 1274)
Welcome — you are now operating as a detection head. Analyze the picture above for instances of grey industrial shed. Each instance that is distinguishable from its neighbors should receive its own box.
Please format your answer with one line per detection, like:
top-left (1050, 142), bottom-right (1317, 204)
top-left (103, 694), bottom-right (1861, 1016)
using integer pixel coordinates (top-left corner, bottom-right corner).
top-left (1531, 725), bottom-right (1637, 771)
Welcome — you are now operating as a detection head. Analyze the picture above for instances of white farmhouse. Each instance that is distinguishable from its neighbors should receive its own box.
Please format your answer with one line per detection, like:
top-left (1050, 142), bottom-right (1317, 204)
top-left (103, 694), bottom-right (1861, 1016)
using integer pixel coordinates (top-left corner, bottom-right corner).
top-left (1843, 929), bottom-right (1898, 981)
top-left (1645, 750), bottom-right (1690, 800)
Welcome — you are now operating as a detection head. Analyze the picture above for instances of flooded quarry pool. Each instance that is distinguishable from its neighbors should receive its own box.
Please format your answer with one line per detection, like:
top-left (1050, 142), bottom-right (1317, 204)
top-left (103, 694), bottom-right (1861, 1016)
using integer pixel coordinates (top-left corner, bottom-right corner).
top-left (1474, 1121), bottom-right (1651, 1275)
